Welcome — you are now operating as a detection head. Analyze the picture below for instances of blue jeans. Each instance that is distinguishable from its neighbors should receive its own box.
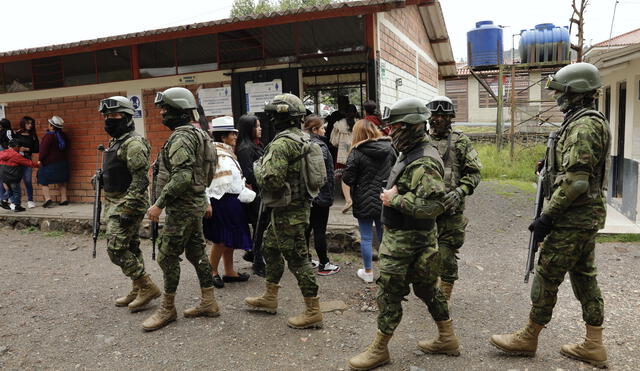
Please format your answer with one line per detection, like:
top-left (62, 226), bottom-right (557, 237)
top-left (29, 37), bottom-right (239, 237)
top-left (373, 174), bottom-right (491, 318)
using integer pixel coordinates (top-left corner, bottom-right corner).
top-left (22, 166), bottom-right (33, 201)
top-left (358, 217), bottom-right (383, 270)
top-left (1, 182), bottom-right (21, 205)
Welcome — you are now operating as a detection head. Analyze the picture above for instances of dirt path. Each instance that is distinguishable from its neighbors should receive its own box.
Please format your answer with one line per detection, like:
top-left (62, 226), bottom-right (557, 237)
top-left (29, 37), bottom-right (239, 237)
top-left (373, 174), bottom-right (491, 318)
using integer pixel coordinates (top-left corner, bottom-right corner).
top-left (1, 181), bottom-right (638, 370)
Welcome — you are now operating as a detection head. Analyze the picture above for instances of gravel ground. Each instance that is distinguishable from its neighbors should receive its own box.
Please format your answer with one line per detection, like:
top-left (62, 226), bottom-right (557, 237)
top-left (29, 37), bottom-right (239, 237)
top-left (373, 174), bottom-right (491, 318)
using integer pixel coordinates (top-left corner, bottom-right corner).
top-left (0, 180), bottom-right (638, 370)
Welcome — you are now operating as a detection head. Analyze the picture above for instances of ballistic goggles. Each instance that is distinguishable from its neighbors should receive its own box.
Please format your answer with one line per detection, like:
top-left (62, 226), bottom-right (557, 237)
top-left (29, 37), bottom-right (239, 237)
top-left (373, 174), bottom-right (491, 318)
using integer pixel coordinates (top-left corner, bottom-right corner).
top-left (98, 98), bottom-right (122, 113)
top-left (426, 100), bottom-right (454, 113)
top-left (545, 75), bottom-right (567, 92)
top-left (381, 106), bottom-right (391, 122)
top-left (154, 92), bottom-right (165, 105)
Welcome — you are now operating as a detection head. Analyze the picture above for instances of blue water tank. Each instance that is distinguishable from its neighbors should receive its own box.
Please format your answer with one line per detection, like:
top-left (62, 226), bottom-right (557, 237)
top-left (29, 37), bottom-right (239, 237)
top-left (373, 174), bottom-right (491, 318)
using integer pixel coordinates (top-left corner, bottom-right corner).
top-left (467, 21), bottom-right (504, 67)
top-left (519, 23), bottom-right (570, 64)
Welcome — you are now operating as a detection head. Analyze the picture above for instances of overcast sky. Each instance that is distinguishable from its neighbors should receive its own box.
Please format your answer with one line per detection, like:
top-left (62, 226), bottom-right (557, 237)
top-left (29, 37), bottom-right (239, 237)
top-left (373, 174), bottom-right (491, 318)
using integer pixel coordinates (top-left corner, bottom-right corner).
top-left (1, 0), bottom-right (638, 60)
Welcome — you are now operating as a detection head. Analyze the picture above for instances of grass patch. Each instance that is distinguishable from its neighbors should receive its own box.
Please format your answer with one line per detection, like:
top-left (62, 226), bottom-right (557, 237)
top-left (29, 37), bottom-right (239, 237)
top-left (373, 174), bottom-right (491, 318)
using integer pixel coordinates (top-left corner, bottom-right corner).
top-left (44, 230), bottom-right (65, 238)
top-left (494, 179), bottom-right (537, 194)
top-left (453, 125), bottom-right (496, 134)
top-left (20, 226), bottom-right (37, 234)
top-left (476, 143), bottom-right (546, 183)
top-left (596, 234), bottom-right (640, 243)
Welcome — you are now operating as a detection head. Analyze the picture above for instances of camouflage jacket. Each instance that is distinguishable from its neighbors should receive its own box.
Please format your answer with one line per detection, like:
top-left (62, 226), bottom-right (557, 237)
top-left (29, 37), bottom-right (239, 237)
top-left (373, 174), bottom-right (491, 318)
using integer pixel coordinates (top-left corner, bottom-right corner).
top-left (104, 133), bottom-right (150, 217)
top-left (154, 125), bottom-right (208, 215)
top-left (382, 149), bottom-right (446, 258)
top-left (430, 129), bottom-right (482, 212)
top-left (543, 108), bottom-right (611, 229)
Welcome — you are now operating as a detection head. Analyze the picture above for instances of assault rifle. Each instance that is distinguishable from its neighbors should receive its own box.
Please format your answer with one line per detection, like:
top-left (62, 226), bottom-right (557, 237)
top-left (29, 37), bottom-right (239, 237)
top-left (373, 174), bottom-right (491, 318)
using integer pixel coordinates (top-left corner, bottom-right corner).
top-left (524, 132), bottom-right (556, 283)
top-left (92, 145), bottom-right (105, 258)
top-left (150, 160), bottom-right (159, 260)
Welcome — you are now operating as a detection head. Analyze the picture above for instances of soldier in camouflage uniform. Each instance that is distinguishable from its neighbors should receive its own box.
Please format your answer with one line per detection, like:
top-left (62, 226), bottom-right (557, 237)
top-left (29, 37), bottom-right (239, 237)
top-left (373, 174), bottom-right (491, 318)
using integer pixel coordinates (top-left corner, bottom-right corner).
top-left (491, 63), bottom-right (610, 369)
top-left (244, 93), bottom-right (323, 329)
top-left (98, 96), bottom-right (161, 312)
top-left (143, 87), bottom-right (219, 332)
top-left (426, 96), bottom-right (482, 302)
top-left (348, 98), bottom-right (459, 371)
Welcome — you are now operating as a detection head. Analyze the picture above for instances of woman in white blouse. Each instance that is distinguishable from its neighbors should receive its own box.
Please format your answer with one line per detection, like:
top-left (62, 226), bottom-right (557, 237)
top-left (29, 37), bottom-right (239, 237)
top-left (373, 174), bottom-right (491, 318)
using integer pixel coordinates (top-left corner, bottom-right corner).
top-left (203, 116), bottom-right (255, 289)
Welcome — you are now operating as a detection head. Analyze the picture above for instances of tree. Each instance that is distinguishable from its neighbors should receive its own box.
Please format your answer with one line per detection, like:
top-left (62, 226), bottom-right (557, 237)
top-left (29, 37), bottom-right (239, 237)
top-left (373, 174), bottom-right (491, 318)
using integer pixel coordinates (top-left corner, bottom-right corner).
top-left (230, 0), bottom-right (334, 17)
top-left (569, 0), bottom-right (589, 62)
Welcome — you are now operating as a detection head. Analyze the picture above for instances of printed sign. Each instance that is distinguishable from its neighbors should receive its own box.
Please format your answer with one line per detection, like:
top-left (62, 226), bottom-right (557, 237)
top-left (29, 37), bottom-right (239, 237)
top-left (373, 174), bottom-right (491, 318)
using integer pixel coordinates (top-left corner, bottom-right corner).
top-left (0, 104), bottom-right (5, 119)
top-left (128, 95), bottom-right (143, 119)
top-left (198, 86), bottom-right (233, 117)
top-left (245, 79), bottom-right (283, 113)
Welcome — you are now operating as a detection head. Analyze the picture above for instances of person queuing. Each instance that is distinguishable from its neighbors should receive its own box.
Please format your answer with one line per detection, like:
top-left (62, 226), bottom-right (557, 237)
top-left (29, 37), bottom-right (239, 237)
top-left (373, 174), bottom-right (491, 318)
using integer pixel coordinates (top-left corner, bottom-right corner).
top-left (330, 104), bottom-right (358, 213)
top-left (235, 114), bottom-right (267, 277)
top-left (303, 115), bottom-right (339, 276)
top-left (363, 100), bottom-right (388, 135)
top-left (348, 98), bottom-right (459, 370)
top-left (97, 96), bottom-right (161, 313)
top-left (244, 93), bottom-right (323, 330)
top-left (0, 139), bottom-right (39, 212)
top-left (490, 63), bottom-right (610, 369)
top-left (0, 119), bottom-right (14, 205)
top-left (427, 96), bottom-right (482, 303)
top-left (144, 87), bottom-right (219, 331)
top-left (342, 119), bottom-right (395, 283)
top-left (37, 116), bottom-right (69, 207)
top-left (205, 116), bottom-right (253, 289)
top-left (14, 116), bottom-right (39, 208)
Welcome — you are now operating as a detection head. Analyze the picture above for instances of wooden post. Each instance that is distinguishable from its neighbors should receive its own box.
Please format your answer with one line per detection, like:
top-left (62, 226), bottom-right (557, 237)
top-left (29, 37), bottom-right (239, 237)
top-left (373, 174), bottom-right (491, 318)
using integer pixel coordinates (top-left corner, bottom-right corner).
top-left (496, 64), bottom-right (504, 151)
top-left (510, 64), bottom-right (516, 160)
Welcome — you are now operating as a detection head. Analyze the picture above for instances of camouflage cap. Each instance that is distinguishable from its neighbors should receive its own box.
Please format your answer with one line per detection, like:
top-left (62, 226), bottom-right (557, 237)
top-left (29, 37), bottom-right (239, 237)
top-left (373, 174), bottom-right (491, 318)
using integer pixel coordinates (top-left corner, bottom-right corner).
top-left (264, 93), bottom-right (306, 118)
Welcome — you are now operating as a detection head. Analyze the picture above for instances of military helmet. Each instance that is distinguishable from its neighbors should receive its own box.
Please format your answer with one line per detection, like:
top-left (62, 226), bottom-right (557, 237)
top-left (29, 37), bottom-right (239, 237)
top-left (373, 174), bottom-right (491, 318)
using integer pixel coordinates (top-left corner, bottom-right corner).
top-left (546, 62), bottom-right (602, 94)
top-left (382, 97), bottom-right (431, 125)
top-left (154, 87), bottom-right (197, 110)
top-left (98, 96), bottom-right (135, 116)
top-left (264, 93), bottom-right (306, 118)
top-left (426, 95), bottom-right (455, 118)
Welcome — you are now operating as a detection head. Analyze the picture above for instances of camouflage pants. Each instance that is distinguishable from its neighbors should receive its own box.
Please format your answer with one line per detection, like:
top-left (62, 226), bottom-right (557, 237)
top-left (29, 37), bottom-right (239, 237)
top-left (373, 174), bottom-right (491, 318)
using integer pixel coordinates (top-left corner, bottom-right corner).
top-left (263, 209), bottom-right (318, 297)
top-left (377, 245), bottom-right (449, 335)
top-left (529, 228), bottom-right (604, 326)
top-left (157, 209), bottom-right (214, 294)
top-left (436, 212), bottom-right (468, 283)
top-left (106, 213), bottom-right (146, 281)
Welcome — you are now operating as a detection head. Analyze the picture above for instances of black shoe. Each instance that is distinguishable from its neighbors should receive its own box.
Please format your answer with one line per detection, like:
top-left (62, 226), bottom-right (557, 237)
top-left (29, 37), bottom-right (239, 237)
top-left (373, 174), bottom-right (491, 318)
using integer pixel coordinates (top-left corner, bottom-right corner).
top-left (13, 205), bottom-right (26, 212)
top-left (0, 200), bottom-right (9, 210)
top-left (222, 272), bottom-right (250, 283)
top-left (59, 200), bottom-right (69, 206)
top-left (212, 274), bottom-right (224, 288)
top-left (42, 199), bottom-right (53, 208)
top-left (242, 250), bottom-right (254, 263)
top-left (252, 264), bottom-right (266, 278)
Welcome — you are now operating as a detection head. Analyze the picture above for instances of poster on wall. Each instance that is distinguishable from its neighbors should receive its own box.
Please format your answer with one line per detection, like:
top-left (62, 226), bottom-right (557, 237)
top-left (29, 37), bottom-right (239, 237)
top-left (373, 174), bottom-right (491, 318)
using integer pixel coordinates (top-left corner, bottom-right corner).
top-left (128, 95), bottom-right (143, 118)
top-left (0, 104), bottom-right (5, 119)
top-left (245, 79), bottom-right (282, 113)
top-left (198, 86), bottom-right (233, 116)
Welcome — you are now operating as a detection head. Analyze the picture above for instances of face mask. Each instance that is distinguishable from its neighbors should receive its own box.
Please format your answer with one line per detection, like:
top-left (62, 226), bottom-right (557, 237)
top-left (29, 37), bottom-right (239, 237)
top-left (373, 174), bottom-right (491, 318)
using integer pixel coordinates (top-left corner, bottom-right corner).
top-left (161, 107), bottom-right (190, 130)
top-left (104, 117), bottom-right (131, 138)
top-left (390, 123), bottom-right (426, 153)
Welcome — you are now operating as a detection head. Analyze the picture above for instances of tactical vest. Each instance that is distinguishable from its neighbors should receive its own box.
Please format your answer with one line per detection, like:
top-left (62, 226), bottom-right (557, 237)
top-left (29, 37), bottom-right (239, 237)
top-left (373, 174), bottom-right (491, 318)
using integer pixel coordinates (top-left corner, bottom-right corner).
top-left (381, 141), bottom-right (444, 230)
top-left (102, 132), bottom-right (138, 193)
top-left (545, 108), bottom-right (609, 204)
top-left (155, 125), bottom-right (216, 196)
top-left (433, 131), bottom-right (462, 193)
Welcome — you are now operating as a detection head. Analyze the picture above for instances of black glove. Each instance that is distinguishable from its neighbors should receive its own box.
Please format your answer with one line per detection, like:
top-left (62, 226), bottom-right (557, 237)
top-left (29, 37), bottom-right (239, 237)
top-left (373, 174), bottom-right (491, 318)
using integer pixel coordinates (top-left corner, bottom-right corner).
top-left (529, 214), bottom-right (553, 242)
top-left (443, 187), bottom-right (464, 212)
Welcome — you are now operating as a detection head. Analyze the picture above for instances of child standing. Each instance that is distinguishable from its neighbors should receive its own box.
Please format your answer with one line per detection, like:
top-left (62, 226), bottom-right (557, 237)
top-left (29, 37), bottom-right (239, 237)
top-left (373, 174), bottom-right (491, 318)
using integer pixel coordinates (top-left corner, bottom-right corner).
top-left (0, 140), bottom-right (39, 212)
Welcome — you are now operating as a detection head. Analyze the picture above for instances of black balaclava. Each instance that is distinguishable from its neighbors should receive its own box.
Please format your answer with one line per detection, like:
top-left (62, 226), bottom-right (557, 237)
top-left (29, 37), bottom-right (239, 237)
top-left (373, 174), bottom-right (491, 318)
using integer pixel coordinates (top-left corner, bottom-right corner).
top-left (104, 114), bottom-right (133, 138)
top-left (273, 114), bottom-right (299, 133)
top-left (161, 105), bottom-right (191, 130)
top-left (390, 123), bottom-right (427, 153)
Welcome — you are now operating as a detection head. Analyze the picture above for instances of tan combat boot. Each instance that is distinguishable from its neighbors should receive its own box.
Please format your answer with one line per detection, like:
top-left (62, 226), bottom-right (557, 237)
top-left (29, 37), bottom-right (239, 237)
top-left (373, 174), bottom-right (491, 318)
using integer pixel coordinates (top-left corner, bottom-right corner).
top-left (128, 274), bottom-right (161, 312)
top-left (244, 282), bottom-right (279, 314)
top-left (490, 319), bottom-right (544, 356)
top-left (115, 281), bottom-right (138, 307)
top-left (439, 281), bottom-right (454, 303)
top-left (560, 324), bottom-right (608, 369)
top-left (418, 319), bottom-right (460, 356)
top-left (287, 296), bottom-right (323, 329)
top-left (184, 287), bottom-right (220, 318)
top-left (142, 293), bottom-right (177, 332)
top-left (348, 330), bottom-right (392, 370)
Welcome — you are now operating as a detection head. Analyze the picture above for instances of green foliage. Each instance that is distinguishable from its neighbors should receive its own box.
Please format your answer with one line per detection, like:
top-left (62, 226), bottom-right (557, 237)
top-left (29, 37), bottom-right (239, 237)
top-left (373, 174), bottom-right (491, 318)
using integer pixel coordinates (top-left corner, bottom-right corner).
top-left (230, 0), bottom-right (334, 17)
top-left (596, 233), bottom-right (640, 243)
top-left (476, 143), bottom-right (546, 183)
top-left (20, 226), bottom-right (37, 234)
top-left (44, 230), bottom-right (65, 238)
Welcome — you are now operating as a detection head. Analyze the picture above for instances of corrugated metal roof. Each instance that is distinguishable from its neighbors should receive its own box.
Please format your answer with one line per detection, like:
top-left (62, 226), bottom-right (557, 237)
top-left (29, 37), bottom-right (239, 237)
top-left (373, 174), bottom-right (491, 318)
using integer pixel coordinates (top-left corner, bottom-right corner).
top-left (592, 28), bottom-right (640, 48)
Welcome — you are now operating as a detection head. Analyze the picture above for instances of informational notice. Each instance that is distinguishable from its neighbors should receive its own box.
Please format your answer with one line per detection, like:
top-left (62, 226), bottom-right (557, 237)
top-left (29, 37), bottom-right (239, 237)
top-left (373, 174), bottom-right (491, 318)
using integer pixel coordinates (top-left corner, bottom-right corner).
top-left (0, 104), bottom-right (5, 119)
top-left (128, 95), bottom-right (143, 119)
top-left (245, 79), bottom-right (282, 113)
top-left (198, 86), bottom-right (233, 117)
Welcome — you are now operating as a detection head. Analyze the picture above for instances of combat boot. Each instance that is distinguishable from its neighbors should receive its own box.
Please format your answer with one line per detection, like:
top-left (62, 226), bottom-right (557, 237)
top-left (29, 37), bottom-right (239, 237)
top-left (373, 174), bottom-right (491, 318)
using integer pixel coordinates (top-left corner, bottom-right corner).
top-left (244, 282), bottom-right (279, 314)
top-left (490, 319), bottom-right (544, 356)
top-left (418, 319), bottom-right (460, 356)
top-left (142, 293), bottom-right (177, 332)
top-left (183, 287), bottom-right (220, 318)
top-left (128, 274), bottom-right (161, 312)
top-left (560, 324), bottom-right (608, 368)
top-left (439, 280), bottom-right (454, 303)
top-left (115, 282), bottom-right (138, 307)
top-left (348, 330), bottom-right (392, 370)
top-left (287, 296), bottom-right (323, 329)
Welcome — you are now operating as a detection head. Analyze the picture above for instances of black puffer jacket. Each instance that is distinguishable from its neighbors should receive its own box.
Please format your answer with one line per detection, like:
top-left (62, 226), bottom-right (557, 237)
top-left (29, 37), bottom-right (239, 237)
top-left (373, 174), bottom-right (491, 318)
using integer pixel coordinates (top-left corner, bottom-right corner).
top-left (343, 137), bottom-right (396, 219)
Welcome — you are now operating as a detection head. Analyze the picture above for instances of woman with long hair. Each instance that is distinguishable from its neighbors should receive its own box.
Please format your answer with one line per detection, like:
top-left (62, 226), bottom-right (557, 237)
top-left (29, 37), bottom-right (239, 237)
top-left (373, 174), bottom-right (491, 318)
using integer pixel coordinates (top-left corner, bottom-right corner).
top-left (14, 116), bottom-right (39, 208)
top-left (235, 114), bottom-right (267, 277)
top-left (343, 119), bottom-right (395, 283)
top-left (330, 104), bottom-right (358, 213)
top-left (37, 116), bottom-right (69, 207)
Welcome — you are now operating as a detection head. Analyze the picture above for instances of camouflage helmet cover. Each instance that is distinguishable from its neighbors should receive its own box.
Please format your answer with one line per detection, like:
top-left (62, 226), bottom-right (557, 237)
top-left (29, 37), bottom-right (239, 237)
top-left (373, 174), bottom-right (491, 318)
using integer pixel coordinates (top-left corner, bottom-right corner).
top-left (545, 62), bottom-right (602, 94)
top-left (264, 93), bottom-right (306, 118)
top-left (382, 97), bottom-right (431, 125)
top-left (98, 96), bottom-right (135, 116)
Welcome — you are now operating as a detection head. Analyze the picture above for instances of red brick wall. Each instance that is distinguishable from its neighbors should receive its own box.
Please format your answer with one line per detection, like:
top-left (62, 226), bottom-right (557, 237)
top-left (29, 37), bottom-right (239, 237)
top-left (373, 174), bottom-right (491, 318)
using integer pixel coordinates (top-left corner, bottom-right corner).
top-left (379, 23), bottom-right (417, 76)
top-left (384, 5), bottom-right (436, 61)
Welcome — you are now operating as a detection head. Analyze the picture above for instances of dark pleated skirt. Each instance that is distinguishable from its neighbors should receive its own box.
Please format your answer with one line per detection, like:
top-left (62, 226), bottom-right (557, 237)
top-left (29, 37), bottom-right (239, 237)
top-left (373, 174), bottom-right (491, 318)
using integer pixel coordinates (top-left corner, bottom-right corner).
top-left (37, 161), bottom-right (70, 185)
top-left (202, 193), bottom-right (252, 250)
